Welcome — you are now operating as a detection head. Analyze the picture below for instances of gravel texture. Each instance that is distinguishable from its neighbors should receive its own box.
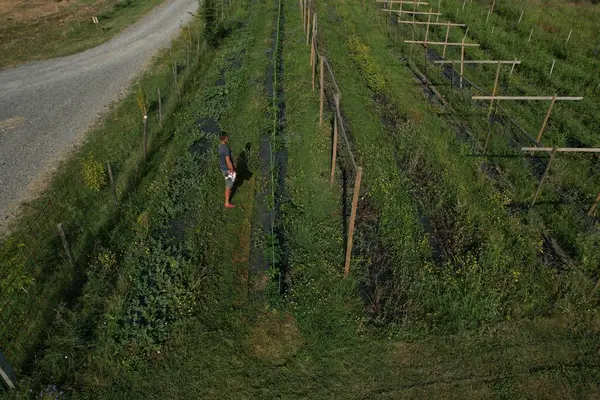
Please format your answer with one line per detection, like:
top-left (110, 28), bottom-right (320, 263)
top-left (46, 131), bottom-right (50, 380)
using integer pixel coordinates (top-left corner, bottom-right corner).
top-left (0, 0), bottom-right (198, 230)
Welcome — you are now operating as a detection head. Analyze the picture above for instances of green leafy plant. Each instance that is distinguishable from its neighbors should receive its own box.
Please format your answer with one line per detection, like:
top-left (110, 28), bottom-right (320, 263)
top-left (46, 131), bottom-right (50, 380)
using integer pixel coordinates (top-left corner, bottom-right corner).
top-left (202, 0), bottom-right (218, 48)
top-left (347, 36), bottom-right (385, 93)
top-left (81, 152), bottom-right (106, 192)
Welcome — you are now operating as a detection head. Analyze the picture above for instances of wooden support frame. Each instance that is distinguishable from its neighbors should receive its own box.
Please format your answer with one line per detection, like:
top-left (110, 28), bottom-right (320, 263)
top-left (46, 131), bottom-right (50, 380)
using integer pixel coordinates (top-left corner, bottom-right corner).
top-left (319, 56), bottom-right (325, 125)
top-left (423, 9), bottom-right (432, 87)
top-left (488, 61), bottom-right (502, 116)
top-left (442, 25), bottom-right (451, 58)
top-left (536, 95), bottom-right (556, 143)
top-left (472, 96), bottom-right (582, 101)
top-left (385, 9), bottom-right (441, 15)
top-left (434, 60), bottom-right (521, 65)
top-left (345, 166), bottom-right (363, 277)
top-left (376, 0), bottom-right (429, 3)
top-left (521, 147), bottom-right (600, 153)
top-left (589, 192), bottom-right (600, 217)
top-left (331, 94), bottom-right (340, 185)
top-left (404, 40), bottom-right (479, 46)
top-left (397, 20), bottom-right (464, 26)
top-left (531, 147), bottom-right (557, 206)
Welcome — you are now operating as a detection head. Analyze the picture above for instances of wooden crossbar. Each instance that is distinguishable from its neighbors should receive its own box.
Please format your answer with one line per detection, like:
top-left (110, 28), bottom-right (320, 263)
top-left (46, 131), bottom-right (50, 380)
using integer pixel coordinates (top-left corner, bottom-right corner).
top-left (405, 40), bottom-right (479, 46)
top-left (434, 60), bottom-right (520, 64)
top-left (397, 20), bottom-right (466, 26)
top-left (521, 147), bottom-right (600, 153)
top-left (376, 0), bottom-right (429, 3)
top-left (472, 96), bottom-right (583, 101)
top-left (384, 10), bottom-right (441, 14)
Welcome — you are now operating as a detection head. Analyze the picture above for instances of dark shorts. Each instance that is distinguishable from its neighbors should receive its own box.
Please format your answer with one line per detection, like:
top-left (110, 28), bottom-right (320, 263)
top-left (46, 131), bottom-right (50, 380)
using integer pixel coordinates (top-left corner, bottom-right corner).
top-left (222, 171), bottom-right (235, 189)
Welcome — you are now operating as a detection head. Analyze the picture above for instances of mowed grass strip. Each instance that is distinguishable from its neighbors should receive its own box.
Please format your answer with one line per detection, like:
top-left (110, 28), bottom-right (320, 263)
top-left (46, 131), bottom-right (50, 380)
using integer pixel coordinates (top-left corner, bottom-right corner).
top-left (0, 0), bottom-right (163, 68)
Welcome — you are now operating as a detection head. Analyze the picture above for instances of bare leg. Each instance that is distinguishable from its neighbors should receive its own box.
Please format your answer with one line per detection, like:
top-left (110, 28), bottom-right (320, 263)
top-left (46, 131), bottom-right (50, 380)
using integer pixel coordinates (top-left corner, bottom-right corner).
top-left (225, 187), bottom-right (235, 208)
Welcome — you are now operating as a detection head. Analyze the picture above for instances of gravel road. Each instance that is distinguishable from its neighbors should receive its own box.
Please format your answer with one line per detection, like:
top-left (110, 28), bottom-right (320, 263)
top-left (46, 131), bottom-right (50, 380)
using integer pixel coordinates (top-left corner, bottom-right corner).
top-left (0, 0), bottom-right (198, 230)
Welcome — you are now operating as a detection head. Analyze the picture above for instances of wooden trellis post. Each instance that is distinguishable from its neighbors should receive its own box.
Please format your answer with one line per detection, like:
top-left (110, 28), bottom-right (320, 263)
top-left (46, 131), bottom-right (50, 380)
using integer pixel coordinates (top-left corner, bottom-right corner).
top-left (319, 56), bottom-right (325, 125)
top-left (589, 192), bottom-right (600, 217)
top-left (106, 162), bottom-right (117, 205)
top-left (472, 95), bottom-right (583, 144)
top-left (345, 166), bottom-right (363, 277)
top-left (311, 39), bottom-right (316, 90)
top-left (531, 147), bottom-right (557, 206)
top-left (330, 94), bottom-right (340, 185)
top-left (521, 147), bottom-right (600, 206)
top-left (537, 95), bottom-right (557, 143)
top-left (483, 104), bottom-right (496, 154)
top-left (306, 10), bottom-right (311, 45)
top-left (423, 9), bottom-right (432, 87)
top-left (489, 61), bottom-right (502, 116)
top-left (143, 115), bottom-right (148, 162)
top-left (442, 25), bottom-right (451, 58)
top-left (57, 223), bottom-right (74, 267)
top-left (460, 36), bottom-right (465, 88)
top-left (157, 87), bottom-right (163, 128)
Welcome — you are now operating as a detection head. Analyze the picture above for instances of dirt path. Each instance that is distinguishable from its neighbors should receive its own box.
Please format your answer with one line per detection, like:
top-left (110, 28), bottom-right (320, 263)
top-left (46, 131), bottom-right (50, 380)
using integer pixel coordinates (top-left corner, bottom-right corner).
top-left (0, 0), bottom-right (197, 230)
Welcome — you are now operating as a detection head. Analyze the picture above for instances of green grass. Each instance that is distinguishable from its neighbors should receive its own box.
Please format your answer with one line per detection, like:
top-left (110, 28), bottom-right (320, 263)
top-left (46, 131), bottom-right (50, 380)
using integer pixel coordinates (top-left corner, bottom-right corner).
top-left (0, 4), bottom-right (206, 374)
top-left (0, 0), bottom-right (165, 68)
top-left (392, 0), bottom-right (600, 276)
top-left (2, 0), bottom-right (600, 397)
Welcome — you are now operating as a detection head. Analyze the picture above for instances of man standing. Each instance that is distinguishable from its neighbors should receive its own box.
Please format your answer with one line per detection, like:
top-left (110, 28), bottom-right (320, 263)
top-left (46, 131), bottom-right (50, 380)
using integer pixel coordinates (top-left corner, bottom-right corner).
top-left (218, 132), bottom-right (236, 209)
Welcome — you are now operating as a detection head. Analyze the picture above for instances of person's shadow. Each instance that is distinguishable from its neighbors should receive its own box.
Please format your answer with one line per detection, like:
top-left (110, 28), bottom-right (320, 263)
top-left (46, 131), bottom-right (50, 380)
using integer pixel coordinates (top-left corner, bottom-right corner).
top-left (231, 142), bottom-right (253, 202)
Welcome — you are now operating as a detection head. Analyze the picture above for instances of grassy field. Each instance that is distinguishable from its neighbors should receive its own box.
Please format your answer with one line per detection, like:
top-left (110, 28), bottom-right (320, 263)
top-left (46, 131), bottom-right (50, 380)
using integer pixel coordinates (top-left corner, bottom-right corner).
top-left (1, 0), bottom-right (600, 397)
top-left (0, 0), bottom-right (164, 68)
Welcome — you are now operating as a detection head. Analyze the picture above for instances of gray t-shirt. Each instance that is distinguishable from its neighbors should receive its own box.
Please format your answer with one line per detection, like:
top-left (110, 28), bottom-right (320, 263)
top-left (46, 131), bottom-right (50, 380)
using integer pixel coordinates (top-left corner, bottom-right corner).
top-left (218, 143), bottom-right (232, 172)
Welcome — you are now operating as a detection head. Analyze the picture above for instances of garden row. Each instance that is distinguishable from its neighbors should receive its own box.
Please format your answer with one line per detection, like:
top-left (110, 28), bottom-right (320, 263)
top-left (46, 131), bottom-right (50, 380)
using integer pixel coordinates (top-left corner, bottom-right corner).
top-left (383, 0), bottom-right (600, 287)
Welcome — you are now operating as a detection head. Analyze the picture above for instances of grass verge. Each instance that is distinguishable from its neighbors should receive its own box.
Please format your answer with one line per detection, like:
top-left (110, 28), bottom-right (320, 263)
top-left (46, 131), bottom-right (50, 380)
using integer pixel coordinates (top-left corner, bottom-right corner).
top-left (0, 0), bottom-right (164, 68)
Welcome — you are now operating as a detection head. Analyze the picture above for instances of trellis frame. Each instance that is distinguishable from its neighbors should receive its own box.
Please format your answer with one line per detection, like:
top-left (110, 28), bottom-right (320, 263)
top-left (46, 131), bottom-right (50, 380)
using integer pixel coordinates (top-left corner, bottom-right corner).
top-left (473, 96), bottom-right (583, 143)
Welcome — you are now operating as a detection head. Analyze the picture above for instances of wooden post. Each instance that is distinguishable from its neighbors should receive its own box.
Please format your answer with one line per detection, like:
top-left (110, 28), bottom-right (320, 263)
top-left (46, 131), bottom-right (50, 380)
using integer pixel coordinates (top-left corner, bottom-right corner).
top-left (488, 61), bottom-right (502, 116)
top-left (107, 162), bottom-right (117, 205)
top-left (319, 56), bottom-right (325, 125)
top-left (330, 94), bottom-right (340, 185)
top-left (518, 10), bottom-right (523, 24)
top-left (460, 37), bottom-right (465, 88)
top-left (0, 351), bottom-right (17, 390)
top-left (536, 95), bottom-right (557, 143)
top-left (424, 10), bottom-right (432, 87)
top-left (409, 11), bottom-right (416, 62)
top-left (528, 28), bottom-right (533, 43)
top-left (549, 59), bottom-right (556, 77)
top-left (485, 9), bottom-right (491, 24)
top-left (566, 29), bottom-right (573, 46)
top-left (143, 115), bottom-right (148, 162)
top-left (442, 25), bottom-right (450, 58)
top-left (588, 192), bottom-right (600, 217)
top-left (172, 62), bottom-right (181, 101)
top-left (310, 33), bottom-right (315, 66)
top-left (490, 0), bottom-right (496, 14)
top-left (531, 147), bottom-right (557, 206)
top-left (509, 58), bottom-right (517, 76)
top-left (344, 166), bottom-right (363, 277)
top-left (312, 39), bottom-right (316, 90)
top-left (158, 87), bottom-right (163, 128)
top-left (483, 104), bottom-right (496, 154)
top-left (306, 11), bottom-right (311, 45)
top-left (57, 223), bottom-right (74, 267)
